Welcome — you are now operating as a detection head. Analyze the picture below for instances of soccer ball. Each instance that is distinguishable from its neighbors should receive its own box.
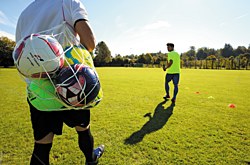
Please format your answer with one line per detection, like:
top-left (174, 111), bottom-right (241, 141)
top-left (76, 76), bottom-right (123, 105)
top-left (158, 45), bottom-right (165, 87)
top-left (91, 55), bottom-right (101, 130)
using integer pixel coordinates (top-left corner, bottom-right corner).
top-left (27, 79), bottom-right (64, 111)
top-left (63, 45), bottom-right (94, 68)
top-left (13, 34), bottom-right (64, 79)
top-left (85, 88), bottom-right (103, 108)
top-left (55, 64), bottom-right (100, 107)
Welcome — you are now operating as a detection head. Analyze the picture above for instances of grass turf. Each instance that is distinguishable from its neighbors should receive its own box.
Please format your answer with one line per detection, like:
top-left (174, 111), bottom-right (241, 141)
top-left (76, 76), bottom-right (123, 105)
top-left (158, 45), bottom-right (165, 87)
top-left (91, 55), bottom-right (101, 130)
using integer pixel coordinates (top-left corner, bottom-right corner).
top-left (0, 68), bottom-right (249, 164)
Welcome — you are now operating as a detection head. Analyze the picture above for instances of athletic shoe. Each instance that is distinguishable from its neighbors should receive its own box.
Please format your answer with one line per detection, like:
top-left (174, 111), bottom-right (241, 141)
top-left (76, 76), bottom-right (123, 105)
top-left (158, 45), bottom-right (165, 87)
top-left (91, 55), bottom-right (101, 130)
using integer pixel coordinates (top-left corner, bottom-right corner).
top-left (85, 145), bottom-right (105, 165)
top-left (171, 98), bottom-right (176, 102)
top-left (163, 95), bottom-right (170, 99)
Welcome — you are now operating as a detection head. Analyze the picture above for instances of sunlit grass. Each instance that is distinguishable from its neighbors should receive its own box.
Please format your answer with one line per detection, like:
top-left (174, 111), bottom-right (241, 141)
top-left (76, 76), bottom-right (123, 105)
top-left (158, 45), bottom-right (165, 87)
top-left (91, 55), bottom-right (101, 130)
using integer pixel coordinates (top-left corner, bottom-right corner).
top-left (0, 68), bottom-right (249, 164)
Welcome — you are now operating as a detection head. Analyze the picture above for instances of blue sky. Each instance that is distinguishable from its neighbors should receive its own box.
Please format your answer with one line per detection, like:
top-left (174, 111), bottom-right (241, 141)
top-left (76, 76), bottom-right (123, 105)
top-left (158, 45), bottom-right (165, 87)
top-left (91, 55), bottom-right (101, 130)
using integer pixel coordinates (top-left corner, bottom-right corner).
top-left (0, 0), bottom-right (250, 56)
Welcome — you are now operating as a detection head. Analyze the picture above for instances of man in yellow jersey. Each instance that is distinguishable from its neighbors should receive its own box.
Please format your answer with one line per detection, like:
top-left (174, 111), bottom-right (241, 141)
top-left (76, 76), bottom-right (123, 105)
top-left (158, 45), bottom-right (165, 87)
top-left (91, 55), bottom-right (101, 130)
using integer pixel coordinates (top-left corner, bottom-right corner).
top-left (163, 43), bottom-right (180, 102)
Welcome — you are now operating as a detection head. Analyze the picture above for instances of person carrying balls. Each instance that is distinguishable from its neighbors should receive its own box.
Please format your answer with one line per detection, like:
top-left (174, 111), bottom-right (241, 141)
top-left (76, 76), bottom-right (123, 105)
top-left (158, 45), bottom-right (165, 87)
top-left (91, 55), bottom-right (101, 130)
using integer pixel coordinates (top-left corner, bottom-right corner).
top-left (15, 0), bottom-right (104, 164)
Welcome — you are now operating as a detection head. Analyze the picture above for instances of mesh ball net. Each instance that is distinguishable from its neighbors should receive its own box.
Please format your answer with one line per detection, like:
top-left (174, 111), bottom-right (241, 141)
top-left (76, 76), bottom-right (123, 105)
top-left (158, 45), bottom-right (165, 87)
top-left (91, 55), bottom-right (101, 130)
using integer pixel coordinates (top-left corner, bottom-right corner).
top-left (13, 21), bottom-right (102, 111)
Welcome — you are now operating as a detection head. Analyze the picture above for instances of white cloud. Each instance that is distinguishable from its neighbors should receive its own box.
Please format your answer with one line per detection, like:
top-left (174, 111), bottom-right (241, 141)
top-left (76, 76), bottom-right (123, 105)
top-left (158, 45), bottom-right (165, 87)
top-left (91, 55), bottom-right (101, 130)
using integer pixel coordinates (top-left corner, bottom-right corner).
top-left (115, 15), bottom-right (127, 27)
top-left (0, 10), bottom-right (16, 27)
top-left (0, 30), bottom-right (15, 41)
top-left (0, 10), bottom-right (8, 25)
top-left (116, 15), bottom-right (121, 23)
top-left (117, 22), bottom-right (127, 27)
top-left (125, 26), bottom-right (137, 33)
top-left (0, 10), bottom-right (7, 19)
top-left (143, 21), bottom-right (171, 30)
top-left (219, 13), bottom-right (249, 26)
top-left (234, 13), bottom-right (249, 20)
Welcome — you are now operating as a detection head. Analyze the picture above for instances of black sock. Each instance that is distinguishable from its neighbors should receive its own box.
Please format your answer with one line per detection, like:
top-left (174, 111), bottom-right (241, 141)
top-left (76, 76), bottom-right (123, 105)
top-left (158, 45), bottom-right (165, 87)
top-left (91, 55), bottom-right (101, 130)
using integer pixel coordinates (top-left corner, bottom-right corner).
top-left (77, 128), bottom-right (94, 162)
top-left (30, 142), bottom-right (52, 165)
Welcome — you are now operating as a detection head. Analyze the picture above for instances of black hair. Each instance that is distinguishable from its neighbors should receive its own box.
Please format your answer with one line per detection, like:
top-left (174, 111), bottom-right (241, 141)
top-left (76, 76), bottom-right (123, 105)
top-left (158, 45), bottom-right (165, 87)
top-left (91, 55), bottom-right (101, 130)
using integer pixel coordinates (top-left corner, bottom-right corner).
top-left (167, 43), bottom-right (174, 48)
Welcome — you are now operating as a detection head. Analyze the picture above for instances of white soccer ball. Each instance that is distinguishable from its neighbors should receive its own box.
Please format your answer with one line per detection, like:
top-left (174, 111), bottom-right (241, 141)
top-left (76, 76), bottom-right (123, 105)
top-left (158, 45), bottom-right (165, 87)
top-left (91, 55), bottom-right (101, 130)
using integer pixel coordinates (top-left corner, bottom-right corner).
top-left (13, 34), bottom-right (64, 79)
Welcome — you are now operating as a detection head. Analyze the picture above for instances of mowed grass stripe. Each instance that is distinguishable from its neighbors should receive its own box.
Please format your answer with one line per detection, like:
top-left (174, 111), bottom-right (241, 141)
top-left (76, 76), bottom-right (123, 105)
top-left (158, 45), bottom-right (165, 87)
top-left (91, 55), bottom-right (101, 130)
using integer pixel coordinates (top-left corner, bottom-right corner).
top-left (0, 68), bottom-right (249, 164)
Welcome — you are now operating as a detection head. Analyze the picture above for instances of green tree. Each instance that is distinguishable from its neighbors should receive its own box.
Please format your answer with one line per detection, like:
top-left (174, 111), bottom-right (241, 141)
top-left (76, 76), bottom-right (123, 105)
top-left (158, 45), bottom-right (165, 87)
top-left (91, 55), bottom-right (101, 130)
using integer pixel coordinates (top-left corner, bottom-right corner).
top-left (206, 55), bottom-right (217, 60)
top-left (0, 36), bottom-right (15, 67)
top-left (243, 53), bottom-right (250, 70)
top-left (137, 54), bottom-right (146, 63)
top-left (190, 46), bottom-right (195, 51)
top-left (145, 53), bottom-right (153, 64)
top-left (181, 54), bottom-right (188, 63)
top-left (221, 43), bottom-right (234, 58)
top-left (94, 41), bottom-right (111, 66)
top-left (186, 46), bottom-right (196, 58)
top-left (236, 54), bottom-right (244, 60)
top-left (154, 57), bottom-right (159, 64)
top-left (242, 57), bottom-right (248, 69)
top-left (129, 59), bottom-right (134, 66)
top-left (196, 48), bottom-right (207, 60)
top-left (158, 54), bottom-right (167, 61)
top-left (124, 54), bottom-right (135, 59)
top-left (188, 56), bottom-right (194, 61)
top-left (113, 56), bottom-right (124, 65)
top-left (243, 53), bottom-right (250, 60)
top-left (124, 58), bottom-right (129, 64)
top-left (206, 55), bottom-right (217, 69)
top-left (228, 56), bottom-right (235, 69)
top-left (207, 48), bottom-right (216, 56)
top-left (234, 46), bottom-right (246, 57)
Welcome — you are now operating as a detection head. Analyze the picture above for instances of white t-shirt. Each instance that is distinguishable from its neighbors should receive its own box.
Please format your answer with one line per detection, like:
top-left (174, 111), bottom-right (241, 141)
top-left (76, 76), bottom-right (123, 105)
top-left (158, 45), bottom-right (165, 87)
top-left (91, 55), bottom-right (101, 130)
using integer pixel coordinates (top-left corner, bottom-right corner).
top-left (16, 0), bottom-right (88, 84)
top-left (15, 0), bottom-right (88, 44)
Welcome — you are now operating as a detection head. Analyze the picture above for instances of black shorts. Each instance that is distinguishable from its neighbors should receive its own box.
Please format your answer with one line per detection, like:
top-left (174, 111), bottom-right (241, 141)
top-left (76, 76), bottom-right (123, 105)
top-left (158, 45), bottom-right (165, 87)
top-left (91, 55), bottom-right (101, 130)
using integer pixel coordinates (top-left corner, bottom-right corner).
top-left (28, 99), bottom-right (90, 141)
top-left (166, 73), bottom-right (180, 85)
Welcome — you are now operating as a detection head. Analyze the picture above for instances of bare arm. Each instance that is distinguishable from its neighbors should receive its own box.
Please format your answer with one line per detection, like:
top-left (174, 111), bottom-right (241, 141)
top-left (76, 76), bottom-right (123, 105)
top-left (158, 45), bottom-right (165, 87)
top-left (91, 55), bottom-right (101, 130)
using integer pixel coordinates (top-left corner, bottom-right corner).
top-left (163, 59), bottom-right (173, 71)
top-left (166, 59), bottom-right (173, 69)
top-left (75, 20), bottom-right (96, 52)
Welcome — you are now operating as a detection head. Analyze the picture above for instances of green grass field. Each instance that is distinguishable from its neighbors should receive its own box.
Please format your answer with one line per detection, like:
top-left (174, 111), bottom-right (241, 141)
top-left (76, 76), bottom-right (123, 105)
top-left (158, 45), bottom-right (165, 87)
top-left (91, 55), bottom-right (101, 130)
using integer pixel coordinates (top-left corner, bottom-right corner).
top-left (0, 68), bottom-right (250, 164)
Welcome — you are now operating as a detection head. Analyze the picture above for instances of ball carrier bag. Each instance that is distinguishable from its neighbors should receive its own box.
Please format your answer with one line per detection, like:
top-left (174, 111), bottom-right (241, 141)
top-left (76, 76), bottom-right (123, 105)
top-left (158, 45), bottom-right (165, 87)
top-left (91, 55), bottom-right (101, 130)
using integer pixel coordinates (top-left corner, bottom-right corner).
top-left (13, 1), bottom-right (103, 111)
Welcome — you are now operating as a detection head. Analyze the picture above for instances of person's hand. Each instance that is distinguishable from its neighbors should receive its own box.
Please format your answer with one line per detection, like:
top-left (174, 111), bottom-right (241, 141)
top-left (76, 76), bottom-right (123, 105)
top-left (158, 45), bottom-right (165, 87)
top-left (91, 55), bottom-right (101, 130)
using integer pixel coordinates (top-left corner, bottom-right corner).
top-left (163, 64), bottom-right (166, 71)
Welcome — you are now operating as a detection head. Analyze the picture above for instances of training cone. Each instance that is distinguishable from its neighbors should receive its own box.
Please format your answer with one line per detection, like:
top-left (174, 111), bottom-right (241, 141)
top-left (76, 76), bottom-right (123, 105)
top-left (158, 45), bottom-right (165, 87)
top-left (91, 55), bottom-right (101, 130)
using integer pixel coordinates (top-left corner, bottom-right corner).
top-left (228, 104), bottom-right (236, 108)
top-left (178, 84), bottom-right (181, 86)
top-left (208, 96), bottom-right (215, 99)
top-left (196, 91), bottom-right (200, 94)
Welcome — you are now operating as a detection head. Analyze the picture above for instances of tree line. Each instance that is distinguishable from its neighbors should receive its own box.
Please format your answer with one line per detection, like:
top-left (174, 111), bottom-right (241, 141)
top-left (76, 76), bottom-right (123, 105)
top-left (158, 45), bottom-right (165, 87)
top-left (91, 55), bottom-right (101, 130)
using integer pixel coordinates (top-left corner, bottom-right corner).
top-left (179, 44), bottom-right (250, 70)
top-left (93, 41), bottom-right (167, 67)
top-left (0, 36), bottom-right (15, 67)
top-left (1, 36), bottom-right (250, 69)
top-left (93, 41), bottom-right (250, 69)
top-left (181, 44), bottom-right (250, 62)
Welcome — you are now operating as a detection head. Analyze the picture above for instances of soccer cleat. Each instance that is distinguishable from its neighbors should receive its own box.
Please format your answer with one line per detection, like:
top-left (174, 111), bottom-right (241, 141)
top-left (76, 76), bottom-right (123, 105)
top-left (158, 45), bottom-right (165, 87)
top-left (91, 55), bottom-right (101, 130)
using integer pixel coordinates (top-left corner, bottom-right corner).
top-left (85, 145), bottom-right (105, 165)
top-left (163, 95), bottom-right (170, 100)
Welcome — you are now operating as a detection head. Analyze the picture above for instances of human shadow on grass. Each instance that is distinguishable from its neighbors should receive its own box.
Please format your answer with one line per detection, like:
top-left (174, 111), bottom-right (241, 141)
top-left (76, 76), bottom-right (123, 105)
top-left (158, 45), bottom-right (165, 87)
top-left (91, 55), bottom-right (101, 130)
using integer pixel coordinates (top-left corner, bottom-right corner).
top-left (124, 100), bottom-right (175, 145)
